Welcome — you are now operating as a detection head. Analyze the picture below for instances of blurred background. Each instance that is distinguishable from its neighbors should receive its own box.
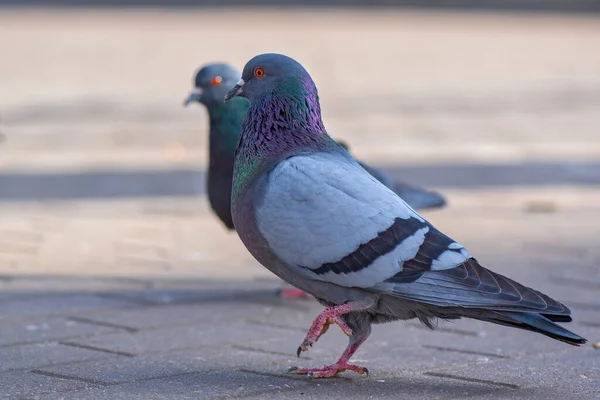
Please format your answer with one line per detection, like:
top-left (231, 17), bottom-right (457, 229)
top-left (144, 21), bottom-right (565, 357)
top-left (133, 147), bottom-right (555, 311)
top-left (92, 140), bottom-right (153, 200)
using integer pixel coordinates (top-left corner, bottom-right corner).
top-left (0, 2), bottom-right (599, 283)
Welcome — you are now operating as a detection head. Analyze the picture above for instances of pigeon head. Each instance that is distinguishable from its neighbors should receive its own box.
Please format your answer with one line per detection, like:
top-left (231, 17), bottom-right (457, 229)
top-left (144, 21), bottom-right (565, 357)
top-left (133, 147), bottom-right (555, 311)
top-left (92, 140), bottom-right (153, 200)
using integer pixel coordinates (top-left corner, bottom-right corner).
top-left (184, 63), bottom-right (241, 107)
top-left (225, 53), bottom-right (325, 140)
top-left (224, 53), bottom-right (318, 103)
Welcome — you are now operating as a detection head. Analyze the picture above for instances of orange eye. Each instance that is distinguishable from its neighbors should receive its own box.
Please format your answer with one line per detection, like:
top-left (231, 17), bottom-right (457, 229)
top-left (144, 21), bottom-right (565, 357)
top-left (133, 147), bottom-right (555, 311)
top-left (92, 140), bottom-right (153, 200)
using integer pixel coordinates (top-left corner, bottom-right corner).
top-left (254, 67), bottom-right (265, 78)
top-left (211, 76), bottom-right (223, 86)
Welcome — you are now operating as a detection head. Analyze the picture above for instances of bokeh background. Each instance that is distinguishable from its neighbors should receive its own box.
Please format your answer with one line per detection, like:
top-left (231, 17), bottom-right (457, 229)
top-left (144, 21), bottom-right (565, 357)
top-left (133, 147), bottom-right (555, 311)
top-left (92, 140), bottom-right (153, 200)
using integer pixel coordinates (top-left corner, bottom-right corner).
top-left (0, 2), bottom-right (599, 282)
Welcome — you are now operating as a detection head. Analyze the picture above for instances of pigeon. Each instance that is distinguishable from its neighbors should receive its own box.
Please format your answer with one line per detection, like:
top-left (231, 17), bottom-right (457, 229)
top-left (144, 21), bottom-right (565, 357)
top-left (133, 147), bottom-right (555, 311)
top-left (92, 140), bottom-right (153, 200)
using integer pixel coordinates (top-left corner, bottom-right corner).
top-left (184, 63), bottom-right (305, 298)
top-left (185, 64), bottom-right (446, 229)
top-left (184, 63), bottom-right (444, 299)
top-left (184, 63), bottom-right (247, 230)
top-left (224, 53), bottom-right (587, 378)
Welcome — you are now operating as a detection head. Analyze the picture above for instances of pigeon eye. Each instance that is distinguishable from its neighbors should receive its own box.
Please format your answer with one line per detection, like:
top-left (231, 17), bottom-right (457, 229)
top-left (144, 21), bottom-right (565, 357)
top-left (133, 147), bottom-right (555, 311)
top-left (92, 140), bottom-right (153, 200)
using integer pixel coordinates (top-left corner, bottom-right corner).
top-left (254, 67), bottom-right (265, 78)
top-left (211, 76), bottom-right (223, 86)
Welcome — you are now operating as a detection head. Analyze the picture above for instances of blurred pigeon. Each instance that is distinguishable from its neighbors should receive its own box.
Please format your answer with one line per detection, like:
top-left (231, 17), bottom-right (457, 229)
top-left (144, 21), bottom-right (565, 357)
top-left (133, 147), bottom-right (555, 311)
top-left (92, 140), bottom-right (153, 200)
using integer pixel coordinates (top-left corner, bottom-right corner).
top-left (225, 53), bottom-right (586, 378)
top-left (0, 117), bottom-right (5, 143)
top-left (184, 63), bottom-right (247, 230)
top-left (184, 63), bottom-right (305, 299)
top-left (185, 63), bottom-right (445, 231)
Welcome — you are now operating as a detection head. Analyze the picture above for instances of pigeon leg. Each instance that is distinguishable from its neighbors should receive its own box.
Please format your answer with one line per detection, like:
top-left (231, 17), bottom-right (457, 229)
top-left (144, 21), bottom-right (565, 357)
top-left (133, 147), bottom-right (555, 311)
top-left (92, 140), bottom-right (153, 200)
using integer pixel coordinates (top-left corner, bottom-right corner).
top-left (290, 331), bottom-right (370, 378)
top-left (296, 298), bottom-right (375, 356)
top-left (278, 287), bottom-right (309, 299)
top-left (297, 303), bottom-right (354, 356)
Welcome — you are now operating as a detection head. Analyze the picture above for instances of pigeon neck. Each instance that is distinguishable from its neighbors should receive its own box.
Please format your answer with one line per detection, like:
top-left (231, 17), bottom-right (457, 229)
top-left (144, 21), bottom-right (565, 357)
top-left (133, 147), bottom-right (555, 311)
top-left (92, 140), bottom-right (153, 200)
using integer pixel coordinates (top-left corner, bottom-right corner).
top-left (238, 87), bottom-right (327, 160)
top-left (207, 97), bottom-right (248, 155)
top-left (232, 86), bottom-right (334, 205)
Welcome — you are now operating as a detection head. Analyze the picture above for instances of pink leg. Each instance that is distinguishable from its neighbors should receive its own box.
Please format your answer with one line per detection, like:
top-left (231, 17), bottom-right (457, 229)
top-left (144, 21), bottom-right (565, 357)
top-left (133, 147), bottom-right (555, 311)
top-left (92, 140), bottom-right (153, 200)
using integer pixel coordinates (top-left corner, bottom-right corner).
top-left (296, 303), bottom-right (354, 357)
top-left (290, 333), bottom-right (370, 378)
top-left (279, 288), bottom-right (309, 299)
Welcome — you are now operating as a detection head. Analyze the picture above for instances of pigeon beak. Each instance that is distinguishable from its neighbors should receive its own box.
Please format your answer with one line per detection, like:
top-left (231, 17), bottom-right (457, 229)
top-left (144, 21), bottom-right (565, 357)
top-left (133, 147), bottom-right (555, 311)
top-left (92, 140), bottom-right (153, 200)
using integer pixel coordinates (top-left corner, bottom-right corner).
top-left (224, 79), bottom-right (245, 101)
top-left (183, 87), bottom-right (203, 106)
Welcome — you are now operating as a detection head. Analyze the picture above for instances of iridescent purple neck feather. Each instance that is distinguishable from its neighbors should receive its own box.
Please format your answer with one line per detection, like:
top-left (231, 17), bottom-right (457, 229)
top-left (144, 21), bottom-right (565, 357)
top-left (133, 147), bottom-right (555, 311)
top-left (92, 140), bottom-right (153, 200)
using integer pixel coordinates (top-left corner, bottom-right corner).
top-left (236, 75), bottom-right (331, 164)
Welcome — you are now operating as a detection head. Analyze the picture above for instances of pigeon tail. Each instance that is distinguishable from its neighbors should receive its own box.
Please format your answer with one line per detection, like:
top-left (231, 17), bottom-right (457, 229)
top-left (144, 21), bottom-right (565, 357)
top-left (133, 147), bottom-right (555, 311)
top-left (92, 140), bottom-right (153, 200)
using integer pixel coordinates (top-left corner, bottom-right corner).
top-left (478, 311), bottom-right (587, 346)
top-left (393, 182), bottom-right (447, 210)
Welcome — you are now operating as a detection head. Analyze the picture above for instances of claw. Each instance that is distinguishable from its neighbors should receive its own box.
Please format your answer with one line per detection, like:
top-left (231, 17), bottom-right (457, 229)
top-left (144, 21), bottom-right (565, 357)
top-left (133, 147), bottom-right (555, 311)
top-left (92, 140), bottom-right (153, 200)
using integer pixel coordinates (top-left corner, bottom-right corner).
top-left (287, 366), bottom-right (299, 373)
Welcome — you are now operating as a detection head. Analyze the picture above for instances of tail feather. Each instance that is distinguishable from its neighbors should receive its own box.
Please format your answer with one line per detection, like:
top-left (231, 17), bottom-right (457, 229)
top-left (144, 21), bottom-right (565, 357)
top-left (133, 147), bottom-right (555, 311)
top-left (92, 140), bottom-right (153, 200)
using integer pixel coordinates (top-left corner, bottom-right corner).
top-left (479, 311), bottom-right (586, 346)
top-left (541, 313), bottom-right (572, 323)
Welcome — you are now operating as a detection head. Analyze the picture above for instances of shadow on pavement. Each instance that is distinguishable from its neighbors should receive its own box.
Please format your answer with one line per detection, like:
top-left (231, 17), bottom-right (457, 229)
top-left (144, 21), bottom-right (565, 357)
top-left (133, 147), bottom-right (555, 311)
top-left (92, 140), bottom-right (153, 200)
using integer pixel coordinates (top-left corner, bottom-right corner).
top-left (0, 161), bottom-right (599, 201)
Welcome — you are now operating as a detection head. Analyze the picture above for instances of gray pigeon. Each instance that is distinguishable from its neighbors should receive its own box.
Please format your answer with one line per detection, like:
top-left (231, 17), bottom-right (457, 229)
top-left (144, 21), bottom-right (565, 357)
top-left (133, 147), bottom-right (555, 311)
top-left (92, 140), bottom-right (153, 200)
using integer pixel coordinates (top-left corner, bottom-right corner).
top-left (185, 63), bottom-right (446, 232)
top-left (225, 53), bottom-right (586, 378)
top-left (184, 63), bottom-right (248, 230)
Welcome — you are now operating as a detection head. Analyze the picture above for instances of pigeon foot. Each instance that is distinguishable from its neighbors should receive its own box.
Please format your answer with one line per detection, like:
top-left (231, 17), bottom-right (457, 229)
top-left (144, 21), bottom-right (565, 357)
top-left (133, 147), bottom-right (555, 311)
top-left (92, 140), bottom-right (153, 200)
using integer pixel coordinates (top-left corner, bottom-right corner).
top-left (278, 288), bottom-right (309, 299)
top-left (297, 303), bottom-right (354, 356)
top-left (292, 331), bottom-right (370, 378)
top-left (289, 362), bottom-right (368, 378)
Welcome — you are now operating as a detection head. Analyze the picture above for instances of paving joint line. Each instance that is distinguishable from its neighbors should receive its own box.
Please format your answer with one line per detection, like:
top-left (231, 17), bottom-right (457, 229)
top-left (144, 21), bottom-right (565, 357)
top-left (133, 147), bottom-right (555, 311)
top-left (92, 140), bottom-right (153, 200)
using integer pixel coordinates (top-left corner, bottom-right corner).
top-left (231, 344), bottom-right (310, 360)
top-left (29, 369), bottom-right (108, 386)
top-left (58, 341), bottom-right (137, 357)
top-left (421, 345), bottom-right (511, 359)
top-left (0, 327), bottom-right (130, 349)
top-left (7, 354), bottom-right (118, 373)
top-left (66, 316), bottom-right (139, 333)
top-left (423, 372), bottom-right (520, 389)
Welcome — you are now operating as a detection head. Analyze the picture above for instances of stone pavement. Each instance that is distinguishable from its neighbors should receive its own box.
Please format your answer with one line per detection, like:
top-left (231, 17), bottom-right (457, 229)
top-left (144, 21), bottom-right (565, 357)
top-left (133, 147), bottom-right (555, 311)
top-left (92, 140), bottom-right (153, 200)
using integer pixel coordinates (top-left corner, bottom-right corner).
top-left (0, 188), bottom-right (599, 399)
top-left (0, 8), bottom-right (599, 400)
top-left (0, 221), bottom-right (599, 400)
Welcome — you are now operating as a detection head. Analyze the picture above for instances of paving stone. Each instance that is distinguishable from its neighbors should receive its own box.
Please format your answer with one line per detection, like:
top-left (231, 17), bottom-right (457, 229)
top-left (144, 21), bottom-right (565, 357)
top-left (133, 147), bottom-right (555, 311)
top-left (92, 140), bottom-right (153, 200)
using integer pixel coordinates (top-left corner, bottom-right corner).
top-left (242, 374), bottom-right (501, 400)
top-left (243, 333), bottom-right (483, 377)
top-left (0, 8), bottom-right (598, 399)
top-left (37, 346), bottom-right (289, 385)
top-left (0, 317), bottom-right (117, 347)
top-left (51, 370), bottom-right (309, 400)
top-left (0, 370), bottom-right (97, 400)
top-left (0, 294), bottom-right (134, 319)
top-left (423, 347), bottom-right (600, 391)
top-left (242, 374), bottom-right (600, 400)
top-left (0, 343), bottom-right (109, 372)
top-left (63, 321), bottom-right (291, 356)
top-left (483, 384), bottom-right (600, 400)
top-left (70, 301), bottom-right (285, 331)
